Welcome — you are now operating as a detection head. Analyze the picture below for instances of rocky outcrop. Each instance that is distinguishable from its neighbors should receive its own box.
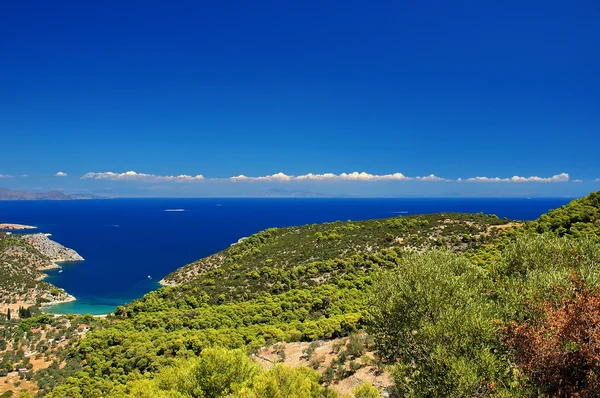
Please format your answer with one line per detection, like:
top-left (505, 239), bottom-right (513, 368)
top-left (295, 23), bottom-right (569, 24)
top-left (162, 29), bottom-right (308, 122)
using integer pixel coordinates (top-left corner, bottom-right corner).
top-left (20, 234), bottom-right (84, 263)
top-left (0, 223), bottom-right (36, 230)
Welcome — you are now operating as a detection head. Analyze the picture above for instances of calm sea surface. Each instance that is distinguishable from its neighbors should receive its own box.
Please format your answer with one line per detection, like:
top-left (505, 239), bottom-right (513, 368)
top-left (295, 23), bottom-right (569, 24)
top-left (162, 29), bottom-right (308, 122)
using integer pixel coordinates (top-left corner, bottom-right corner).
top-left (0, 197), bottom-right (572, 314)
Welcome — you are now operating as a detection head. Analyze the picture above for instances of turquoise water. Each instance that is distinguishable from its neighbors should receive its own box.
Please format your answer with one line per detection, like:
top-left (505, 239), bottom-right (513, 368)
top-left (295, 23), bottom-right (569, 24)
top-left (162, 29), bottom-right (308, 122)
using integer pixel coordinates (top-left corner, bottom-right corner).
top-left (0, 197), bottom-right (572, 315)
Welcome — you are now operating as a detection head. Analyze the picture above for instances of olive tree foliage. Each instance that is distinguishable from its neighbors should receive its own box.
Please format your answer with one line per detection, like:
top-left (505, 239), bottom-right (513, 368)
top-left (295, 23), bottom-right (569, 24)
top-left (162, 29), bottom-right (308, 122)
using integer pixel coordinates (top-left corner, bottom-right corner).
top-left (366, 235), bottom-right (600, 397)
top-left (238, 364), bottom-right (337, 398)
top-left (492, 234), bottom-right (600, 323)
top-left (351, 382), bottom-right (380, 398)
top-left (366, 250), bottom-right (511, 397)
top-left (124, 347), bottom-right (257, 398)
top-left (106, 347), bottom-right (338, 398)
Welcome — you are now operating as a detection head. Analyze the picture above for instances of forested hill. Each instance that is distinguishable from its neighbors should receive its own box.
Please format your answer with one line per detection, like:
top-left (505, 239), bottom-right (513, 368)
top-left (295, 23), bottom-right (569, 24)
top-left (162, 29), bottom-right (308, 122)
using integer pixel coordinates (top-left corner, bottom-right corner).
top-left (161, 212), bottom-right (509, 288)
top-left (528, 190), bottom-right (600, 236)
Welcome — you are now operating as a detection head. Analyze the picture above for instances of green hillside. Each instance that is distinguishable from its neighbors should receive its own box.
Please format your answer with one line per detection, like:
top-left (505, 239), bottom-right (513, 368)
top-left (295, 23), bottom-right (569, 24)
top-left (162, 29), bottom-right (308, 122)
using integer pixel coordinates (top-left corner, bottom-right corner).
top-left (2, 192), bottom-right (600, 397)
top-left (528, 191), bottom-right (600, 236)
top-left (161, 212), bottom-right (507, 293)
top-left (41, 212), bottom-right (508, 397)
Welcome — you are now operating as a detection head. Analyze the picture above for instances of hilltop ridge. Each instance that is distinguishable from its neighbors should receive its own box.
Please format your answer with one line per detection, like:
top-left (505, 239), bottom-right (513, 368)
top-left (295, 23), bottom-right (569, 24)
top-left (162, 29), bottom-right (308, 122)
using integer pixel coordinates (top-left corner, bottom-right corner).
top-left (0, 187), bottom-right (73, 201)
top-left (161, 212), bottom-right (508, 289)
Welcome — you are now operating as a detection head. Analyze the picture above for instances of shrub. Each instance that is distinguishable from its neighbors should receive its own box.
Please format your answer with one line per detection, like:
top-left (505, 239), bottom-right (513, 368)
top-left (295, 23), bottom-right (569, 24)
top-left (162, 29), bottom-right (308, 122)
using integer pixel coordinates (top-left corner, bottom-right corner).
top-left (366, 250), bottom-right (506, 397)
top-left (505, 278), bottom-right (600, 397)
top-left (348, 360), bottom-right (361, 373)
top-left (248, 365), bottom-right (337, 398)
top-left (352, 382), bottom-right (380, 398)
top-left (346, 334), bottom-right (364, 358)
top-left (309, 354), bottom-right (324, 370)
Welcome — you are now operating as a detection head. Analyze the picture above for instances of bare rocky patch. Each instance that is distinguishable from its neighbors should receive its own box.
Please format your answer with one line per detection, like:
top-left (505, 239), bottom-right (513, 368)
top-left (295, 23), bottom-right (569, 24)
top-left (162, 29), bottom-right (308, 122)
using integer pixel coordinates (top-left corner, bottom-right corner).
top-left (253, 334), bottom-right (396, 397)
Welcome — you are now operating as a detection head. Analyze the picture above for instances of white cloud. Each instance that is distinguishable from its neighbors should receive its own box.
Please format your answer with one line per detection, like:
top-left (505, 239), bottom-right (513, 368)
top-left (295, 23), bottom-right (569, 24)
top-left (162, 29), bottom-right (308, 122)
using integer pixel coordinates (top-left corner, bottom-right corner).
top-left (55, 172), bottom-right (68, 177)
top-left (415, 174), bottom-right (447, 182)
top-left (21, 174), bottom-right (28, 177)
top-left (292, 173), bottom-right (339, 181)
top-left (80, 170), bottom-right (576, 185)
top-left (335, 172), bottom-right (411, 181)
top-left (83, 171), bottom-right (418, 183)
top-left (0, 174), bottom-right (10, 178)
top-left (230, 172), bottom-right (293, 182)
top-left (81, 171), bottom-right (204, 182)
top-left (458, 173), bottom-right (569, 183)
top-left (233, 171), bottom-right (413, 182)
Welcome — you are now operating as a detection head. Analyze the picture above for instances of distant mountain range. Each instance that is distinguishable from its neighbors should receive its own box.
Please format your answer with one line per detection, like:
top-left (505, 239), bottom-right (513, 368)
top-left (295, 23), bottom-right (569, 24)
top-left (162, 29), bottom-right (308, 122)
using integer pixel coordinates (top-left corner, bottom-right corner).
top-left (253, 188), bottom-right (331, 197)
top-left (0, 187), bottom-right (99, 200)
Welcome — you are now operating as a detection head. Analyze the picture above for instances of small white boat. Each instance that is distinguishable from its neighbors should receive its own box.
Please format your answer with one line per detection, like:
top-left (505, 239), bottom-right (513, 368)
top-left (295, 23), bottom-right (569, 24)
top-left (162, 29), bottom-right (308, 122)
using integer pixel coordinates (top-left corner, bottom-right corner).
top-left (147, 275), bottom-right (152, 279)
top-left (58, 269), bottom-right (63, 273)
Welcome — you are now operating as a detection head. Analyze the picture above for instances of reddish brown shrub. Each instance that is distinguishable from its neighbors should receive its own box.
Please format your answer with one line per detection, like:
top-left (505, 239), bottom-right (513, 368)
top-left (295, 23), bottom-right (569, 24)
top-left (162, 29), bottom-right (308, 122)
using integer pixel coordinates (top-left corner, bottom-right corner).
top-left (505, 280), bottom-right (600, 397)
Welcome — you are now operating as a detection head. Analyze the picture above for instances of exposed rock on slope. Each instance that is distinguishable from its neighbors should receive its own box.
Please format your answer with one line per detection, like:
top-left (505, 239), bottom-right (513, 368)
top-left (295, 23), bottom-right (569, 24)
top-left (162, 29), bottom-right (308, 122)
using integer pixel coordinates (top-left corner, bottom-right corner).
top-left (21, 233), bottom-right (84, 265)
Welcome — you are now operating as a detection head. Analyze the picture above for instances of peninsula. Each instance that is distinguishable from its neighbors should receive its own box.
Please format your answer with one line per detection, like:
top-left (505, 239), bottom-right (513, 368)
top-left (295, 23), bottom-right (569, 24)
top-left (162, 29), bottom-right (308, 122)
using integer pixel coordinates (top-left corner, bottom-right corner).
top-left (0, 231), bottom-right (83, 318)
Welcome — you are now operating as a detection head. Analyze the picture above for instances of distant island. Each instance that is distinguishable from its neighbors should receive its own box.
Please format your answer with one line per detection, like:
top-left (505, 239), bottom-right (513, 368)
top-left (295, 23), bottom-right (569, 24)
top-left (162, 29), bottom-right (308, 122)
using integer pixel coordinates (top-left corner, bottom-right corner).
top-left (0, 187), bottom-right (103, 200)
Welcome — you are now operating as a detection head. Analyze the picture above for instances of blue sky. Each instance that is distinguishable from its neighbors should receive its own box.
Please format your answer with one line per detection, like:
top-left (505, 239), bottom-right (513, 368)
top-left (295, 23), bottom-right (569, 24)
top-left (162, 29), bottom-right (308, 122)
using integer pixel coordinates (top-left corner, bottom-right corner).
top-left (1, 0), bottom-right (598, 197)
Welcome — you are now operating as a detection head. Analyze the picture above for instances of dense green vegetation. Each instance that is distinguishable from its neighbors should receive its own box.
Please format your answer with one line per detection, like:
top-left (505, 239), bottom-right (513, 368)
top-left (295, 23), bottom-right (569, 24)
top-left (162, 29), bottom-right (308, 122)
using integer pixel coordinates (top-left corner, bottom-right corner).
top-left (368, 235), bottom-right (600, 396)
top-left (2, 191), bottom-right (600, 397)
top-left (529, 191), bottom-right (600, 237)
top-left (33, 212), bottom-right (505, 397)
top-left (162, 212), bottom-right (507, 288)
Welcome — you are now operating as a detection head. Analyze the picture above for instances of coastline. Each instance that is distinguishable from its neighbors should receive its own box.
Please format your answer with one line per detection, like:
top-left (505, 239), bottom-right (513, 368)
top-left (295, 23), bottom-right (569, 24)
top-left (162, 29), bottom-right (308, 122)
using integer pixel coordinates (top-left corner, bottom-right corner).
top-left (158, 278), bottom-right (176, 287)
top-left (40, 293), bottom-right (77, 308)
top-left (16, 231), bottom-right (84, 312)
top-left (38, 257), bottom-right (85, 274)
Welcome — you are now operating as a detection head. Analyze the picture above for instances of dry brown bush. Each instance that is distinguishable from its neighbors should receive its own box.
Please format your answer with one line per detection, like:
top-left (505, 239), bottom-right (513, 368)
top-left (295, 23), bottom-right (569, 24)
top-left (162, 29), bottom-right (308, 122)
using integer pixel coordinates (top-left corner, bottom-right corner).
top-left (505, 278), bottom-right (600, 397)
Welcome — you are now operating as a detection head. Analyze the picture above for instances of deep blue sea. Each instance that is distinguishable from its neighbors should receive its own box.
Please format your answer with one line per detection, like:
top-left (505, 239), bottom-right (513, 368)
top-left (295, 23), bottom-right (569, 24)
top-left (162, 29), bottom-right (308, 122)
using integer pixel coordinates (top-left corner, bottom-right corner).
top-left (0, 197), bottom-right (571, 315)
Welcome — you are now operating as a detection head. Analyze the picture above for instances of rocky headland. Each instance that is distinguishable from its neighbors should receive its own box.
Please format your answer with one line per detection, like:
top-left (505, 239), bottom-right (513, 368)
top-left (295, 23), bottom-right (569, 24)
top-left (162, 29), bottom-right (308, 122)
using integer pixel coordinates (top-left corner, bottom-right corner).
top-left (0, 223), bottom-right (37, 230)
top-left (20, 233), bottom-right (84, 269)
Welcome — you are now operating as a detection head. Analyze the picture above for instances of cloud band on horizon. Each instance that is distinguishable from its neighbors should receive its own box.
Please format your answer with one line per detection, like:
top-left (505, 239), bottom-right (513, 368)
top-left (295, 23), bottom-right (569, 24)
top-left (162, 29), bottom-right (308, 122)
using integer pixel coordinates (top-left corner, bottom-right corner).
top-left (80, 171), bottom-right (572, 183)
